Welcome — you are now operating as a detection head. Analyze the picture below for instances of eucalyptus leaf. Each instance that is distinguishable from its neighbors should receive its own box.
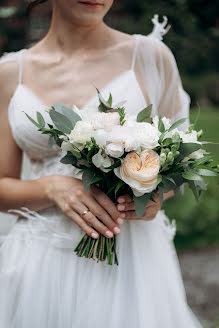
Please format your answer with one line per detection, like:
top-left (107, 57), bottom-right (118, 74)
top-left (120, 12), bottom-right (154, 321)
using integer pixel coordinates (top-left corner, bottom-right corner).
top-left (60, 152), bottom-right (78, 165)
top-left (188, 180), bottom-right (199, 202)
top-left (168, 118), bottom-right (187, 132)
top-left (136, 104), bottom-right (152, 123)
top-left (48, 135), bottom-right (55, 149)
top-left (49, 110), bottom-right (73, 134)
top-left (24, 112), bottom-right (41, 128)
top-left (133, 193), bottom-right (151, 217)
top-left (182, 171), bottom-right (203, 181)
top-left (196, 169), bottom-right (217, 176)
top-left (176, 143), bottom-right (202, 163)
top-left (53, 103), bottom-right (81, 126)
top-left (82, 170), bottom-right (95, 193)
top-left (37, 112), bottom-right (45, 128)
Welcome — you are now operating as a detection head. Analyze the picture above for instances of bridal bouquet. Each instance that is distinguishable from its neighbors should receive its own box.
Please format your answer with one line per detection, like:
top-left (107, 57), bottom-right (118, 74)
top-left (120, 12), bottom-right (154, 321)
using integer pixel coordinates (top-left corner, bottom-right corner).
top-left (25, 89), bottom-right (218, 265)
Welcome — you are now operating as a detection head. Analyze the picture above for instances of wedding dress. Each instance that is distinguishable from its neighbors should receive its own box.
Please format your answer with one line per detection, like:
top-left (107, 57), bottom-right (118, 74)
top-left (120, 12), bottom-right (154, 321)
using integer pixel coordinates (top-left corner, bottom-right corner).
top-left (0, 16), bottom-right (203, 328)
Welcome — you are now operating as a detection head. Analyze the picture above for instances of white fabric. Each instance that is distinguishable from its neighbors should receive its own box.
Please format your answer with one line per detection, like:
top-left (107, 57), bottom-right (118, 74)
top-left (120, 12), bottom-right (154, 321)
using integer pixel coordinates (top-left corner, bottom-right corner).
top-left (0, 18), bottom-right (203, 328)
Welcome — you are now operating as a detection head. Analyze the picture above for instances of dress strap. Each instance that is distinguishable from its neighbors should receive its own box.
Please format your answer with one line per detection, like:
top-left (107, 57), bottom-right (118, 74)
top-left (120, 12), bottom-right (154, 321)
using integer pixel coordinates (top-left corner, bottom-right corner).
top-left (17, 49), bottom-right (26, 84)
top-left (131, 34), bottom-right (139, 70)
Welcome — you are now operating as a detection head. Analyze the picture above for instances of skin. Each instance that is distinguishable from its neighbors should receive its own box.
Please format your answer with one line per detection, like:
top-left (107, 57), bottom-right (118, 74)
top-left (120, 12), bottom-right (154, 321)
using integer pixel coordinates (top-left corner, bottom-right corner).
top-left (0, 0), bottom-right (173, 240)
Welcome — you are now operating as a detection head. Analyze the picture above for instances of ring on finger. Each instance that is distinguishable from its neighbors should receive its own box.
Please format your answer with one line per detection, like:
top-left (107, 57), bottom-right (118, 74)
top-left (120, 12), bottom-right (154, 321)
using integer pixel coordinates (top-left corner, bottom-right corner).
top-left (81, 209), bottom-right (91, 216)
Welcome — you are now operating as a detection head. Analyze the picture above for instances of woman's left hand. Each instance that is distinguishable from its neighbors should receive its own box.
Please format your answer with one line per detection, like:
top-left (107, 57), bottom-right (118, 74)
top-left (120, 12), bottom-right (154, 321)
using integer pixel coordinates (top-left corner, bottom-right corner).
top-left (116, 191), bottom-right (174, 222)
top-left (116, 194), bottom-right (160, 221)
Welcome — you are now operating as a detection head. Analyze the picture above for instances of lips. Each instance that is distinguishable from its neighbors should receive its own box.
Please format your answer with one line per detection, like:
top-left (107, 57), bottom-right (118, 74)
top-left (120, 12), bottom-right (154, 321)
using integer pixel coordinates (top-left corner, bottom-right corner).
top-left (78, 1), bottom-right (103, 6)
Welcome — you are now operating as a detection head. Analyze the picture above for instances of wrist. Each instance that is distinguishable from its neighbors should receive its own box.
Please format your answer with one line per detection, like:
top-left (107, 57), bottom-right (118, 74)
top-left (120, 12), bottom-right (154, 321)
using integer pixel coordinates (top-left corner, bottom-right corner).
top-left (36, 175), bottom-right (55, 204)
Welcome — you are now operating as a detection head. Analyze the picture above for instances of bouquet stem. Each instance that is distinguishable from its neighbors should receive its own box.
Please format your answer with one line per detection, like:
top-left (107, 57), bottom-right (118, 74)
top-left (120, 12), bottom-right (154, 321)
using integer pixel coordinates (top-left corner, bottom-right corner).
top-left (74, 233), bottom-right (119, 265)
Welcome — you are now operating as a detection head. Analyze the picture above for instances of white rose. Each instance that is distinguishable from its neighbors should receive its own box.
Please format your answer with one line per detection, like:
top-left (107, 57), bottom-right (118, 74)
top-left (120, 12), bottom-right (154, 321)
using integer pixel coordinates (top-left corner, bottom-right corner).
top-left (92, 129), bottom-right (108, 148)
top-left (91, 112), bottom-right (120, 131)
top-left (114, 149), bottom-right (160, 197)
top-left (133, 122), bottom-right (159, 149)
top-left (92, 149), bottom-right (114, 173)
top-left (68, 121), bottom-right (93, 145)
top-left (105, 143), bottom-right (124, 158)
top-left (107, 125), bottom-right (140, 153)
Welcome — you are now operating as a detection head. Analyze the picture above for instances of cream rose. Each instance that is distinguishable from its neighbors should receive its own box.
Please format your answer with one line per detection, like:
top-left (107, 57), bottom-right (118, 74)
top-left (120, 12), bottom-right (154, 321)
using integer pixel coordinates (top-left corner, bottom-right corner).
top-left (114, 149), bottom-right (160, 196)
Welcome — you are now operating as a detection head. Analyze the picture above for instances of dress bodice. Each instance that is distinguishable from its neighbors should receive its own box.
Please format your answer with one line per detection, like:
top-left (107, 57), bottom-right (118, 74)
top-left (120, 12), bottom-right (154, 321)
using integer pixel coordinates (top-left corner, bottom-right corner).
top-left (7, 35), bottom-right (148, 180)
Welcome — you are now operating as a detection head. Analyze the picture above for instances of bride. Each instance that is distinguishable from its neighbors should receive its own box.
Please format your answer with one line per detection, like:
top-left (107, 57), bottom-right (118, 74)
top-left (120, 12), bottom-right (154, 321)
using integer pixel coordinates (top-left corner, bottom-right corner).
top-left (0, 0), bottom-right (203, 327)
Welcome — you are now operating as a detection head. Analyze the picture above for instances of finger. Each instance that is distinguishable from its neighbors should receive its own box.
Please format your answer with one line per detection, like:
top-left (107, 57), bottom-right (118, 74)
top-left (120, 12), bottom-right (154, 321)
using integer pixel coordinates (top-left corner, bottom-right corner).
top-left (117, 194), bottom-right (132, 204)
top-left (63, 206), bottom-right (99, 239)
top-left (81, 195), bottom-right (121, 237)
top-left (91, 187), bottom-right (122, 223)
top-left (117, 201), bottom-right (135, 212)
top-left (121, 210), bottom-right (139, 220)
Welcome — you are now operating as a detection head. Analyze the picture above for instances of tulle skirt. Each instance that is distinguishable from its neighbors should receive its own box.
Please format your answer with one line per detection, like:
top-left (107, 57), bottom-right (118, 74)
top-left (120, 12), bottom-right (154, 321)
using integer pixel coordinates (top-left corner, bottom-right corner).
top-left (0, 207), bottom-right (203, 328)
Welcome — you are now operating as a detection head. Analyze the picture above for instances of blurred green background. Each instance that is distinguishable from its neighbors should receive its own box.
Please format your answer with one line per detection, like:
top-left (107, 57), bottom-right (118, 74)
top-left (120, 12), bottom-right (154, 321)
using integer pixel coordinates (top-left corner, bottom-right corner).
top-left (1, 0), bottom-right (218, 250)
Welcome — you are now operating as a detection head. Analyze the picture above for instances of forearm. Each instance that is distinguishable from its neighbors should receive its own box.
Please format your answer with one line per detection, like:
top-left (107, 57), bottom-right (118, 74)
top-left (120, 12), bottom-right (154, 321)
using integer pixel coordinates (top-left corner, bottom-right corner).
top-left (0, 176), bottom-right (53, 212)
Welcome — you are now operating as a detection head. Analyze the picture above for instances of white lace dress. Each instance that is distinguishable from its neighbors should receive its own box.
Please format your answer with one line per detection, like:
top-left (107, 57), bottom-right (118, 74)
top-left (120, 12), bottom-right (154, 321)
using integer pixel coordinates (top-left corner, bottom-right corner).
top-left (0, 20), bottom-right (203, 328)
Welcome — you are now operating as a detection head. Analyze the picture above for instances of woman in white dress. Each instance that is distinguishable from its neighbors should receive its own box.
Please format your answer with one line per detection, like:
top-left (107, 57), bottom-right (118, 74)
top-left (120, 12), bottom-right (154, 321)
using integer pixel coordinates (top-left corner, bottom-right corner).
top-left (0, 1), bottom-right (203, 327)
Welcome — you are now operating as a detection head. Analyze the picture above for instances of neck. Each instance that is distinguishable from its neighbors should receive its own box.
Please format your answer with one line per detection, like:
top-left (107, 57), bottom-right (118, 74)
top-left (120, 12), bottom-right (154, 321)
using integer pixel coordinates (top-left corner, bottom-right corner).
top-left (43, 6), bottom-right (113, 55)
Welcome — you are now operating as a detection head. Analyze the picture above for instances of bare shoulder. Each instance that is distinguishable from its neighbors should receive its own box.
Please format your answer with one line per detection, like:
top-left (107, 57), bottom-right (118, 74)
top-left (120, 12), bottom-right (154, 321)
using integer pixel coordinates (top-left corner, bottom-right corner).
top-left (0, 58), bottom-right (20, 112)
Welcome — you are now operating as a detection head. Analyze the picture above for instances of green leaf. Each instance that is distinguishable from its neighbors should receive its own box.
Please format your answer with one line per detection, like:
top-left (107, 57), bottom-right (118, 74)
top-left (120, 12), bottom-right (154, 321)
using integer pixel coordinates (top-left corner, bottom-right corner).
top-left (136, 104), bottom-right (152, 123)
top-left (133, 193), bottom-right (151, 217)
top-left (82, 170), bottom-right (95, 193)
top-left (156, 174), bottom-right (162, 186)
top-left (114, 180), bottom-right (125, 197)
top-left (53, 103), bottom-right (81, 126)
top-left (107, 93), bottom-right (112, 106)
top-left (182, 171), bottom-right (203, 181)
top-left (48, 135), bottom-right (55, 149)
top-left (24, 112), bottom-right (41, 128)
top-left (36, 112), bottom-right (45, 128)
top-left (176, 143), bottom-right (202, 163)
top-left (158, 116), bottom-right (165, 133)
top-left (165, 176), bottom-right (176, 185)
top-left (163, 138), bottom-right (172, 146)
top-left (168, 118), bottom-right (187, 132)
top-left (90, 175), bottom-right (103, 185)
top-left (49, 110), bottom-right (73, 134)
top-left (195, 169), bottom-right (217, 176)
top-left (188, 180), bottom-right (199, 202)
top-left (96, 88), bottom-right (112, 110)
top-left (60, 152), bottom-right (78, 165)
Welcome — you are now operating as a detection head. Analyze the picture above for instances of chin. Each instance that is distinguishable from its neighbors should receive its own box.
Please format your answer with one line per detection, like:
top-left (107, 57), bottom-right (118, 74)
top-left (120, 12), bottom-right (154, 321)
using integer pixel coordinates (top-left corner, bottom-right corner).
top-left (54, 0), bottom-right (113, 26)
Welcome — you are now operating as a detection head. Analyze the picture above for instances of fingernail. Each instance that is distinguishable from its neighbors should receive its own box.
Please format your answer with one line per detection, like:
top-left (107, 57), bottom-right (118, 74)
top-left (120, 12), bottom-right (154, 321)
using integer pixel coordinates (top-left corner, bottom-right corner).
top-left (106, 230), bottom-right (113, 238)
top-left (118, 198), bottom-right (125, 203)
top-left (113, 227), bottom-right (120, 234)
top-left (118, 205), bottom-right (125, 211)
top-left (120, 213), bottom-right (126, 218)
top-left (117, 218), bottom-right (124, 224)
top-left (91, 232), bottom-right (99, 238)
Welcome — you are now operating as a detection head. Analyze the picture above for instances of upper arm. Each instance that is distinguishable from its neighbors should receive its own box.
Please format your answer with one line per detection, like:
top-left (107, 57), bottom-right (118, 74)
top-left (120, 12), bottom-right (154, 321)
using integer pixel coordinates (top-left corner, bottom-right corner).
top-left (135, 35), bottom-right (190, 131)
top-left (0, 60), bottom-right (22, 179)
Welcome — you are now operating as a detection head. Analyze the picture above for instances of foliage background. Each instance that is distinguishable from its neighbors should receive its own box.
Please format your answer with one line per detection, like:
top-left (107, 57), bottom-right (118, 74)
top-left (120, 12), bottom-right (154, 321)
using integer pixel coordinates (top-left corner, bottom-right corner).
top-left (0, 0), bottom-right (218, 249)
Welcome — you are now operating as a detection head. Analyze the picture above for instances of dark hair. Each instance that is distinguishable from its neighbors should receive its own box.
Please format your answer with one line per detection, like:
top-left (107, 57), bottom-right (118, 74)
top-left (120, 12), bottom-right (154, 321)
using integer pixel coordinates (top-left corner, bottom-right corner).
top-left (26, 0), bottom-right (48, 16)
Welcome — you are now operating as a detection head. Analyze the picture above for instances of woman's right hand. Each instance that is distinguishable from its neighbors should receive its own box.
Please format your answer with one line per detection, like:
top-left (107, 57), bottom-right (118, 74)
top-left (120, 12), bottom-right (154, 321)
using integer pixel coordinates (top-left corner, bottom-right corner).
top-left (43, 175), bottom-right (124, 239)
